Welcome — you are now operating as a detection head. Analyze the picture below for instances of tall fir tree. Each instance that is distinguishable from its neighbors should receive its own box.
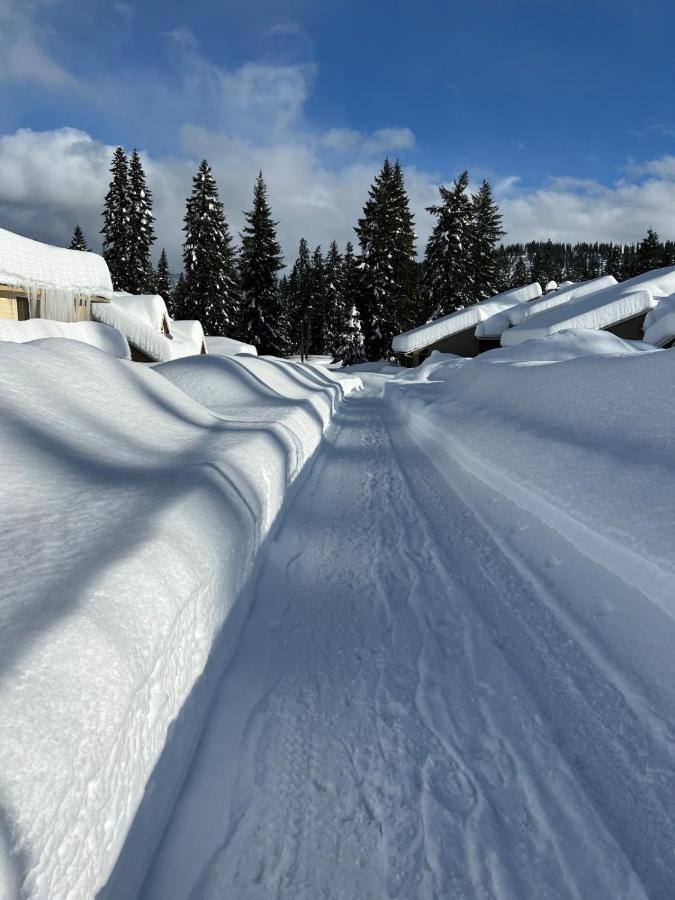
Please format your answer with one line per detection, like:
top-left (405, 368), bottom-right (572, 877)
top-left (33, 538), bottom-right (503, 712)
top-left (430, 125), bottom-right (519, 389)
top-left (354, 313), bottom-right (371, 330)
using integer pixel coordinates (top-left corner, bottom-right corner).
top-left (101, 147), bottom-right (130, 290)
top-left (308, 245), bottom-right (327, 355)
top-left (509, 256), bottom-right (529, 289)
top-left (181, 160), bottom-right (240, 334)
top-left (333, 241), bottom-right (366, 365)
top-left (239, 172), bottom-right (285, 355)
top-left (288, 238), bottom-right (313, 357)
top-left (355, 158), bottom-right (418, 359)
top-left (322, 241), bottom-right (345, 356)
top-left (422, 170), bottom-right (474, 319)
top-left (470, 180), bottom-right (505, 300)
top-left (127, 150), bottom-right (156, 294)
top-left (636, 227), bottom-right (664, 273)
top-left (154, 248), bottom-right (174, 314)
top-left (532, 240), bottom-right (561, 287)
top-left (68, 225), bottom-right (88, 251)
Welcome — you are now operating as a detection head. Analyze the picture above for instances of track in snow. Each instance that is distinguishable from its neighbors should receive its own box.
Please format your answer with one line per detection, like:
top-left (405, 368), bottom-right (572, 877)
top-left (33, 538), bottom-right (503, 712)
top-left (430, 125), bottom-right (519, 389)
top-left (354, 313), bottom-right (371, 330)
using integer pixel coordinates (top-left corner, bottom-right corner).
top-left (143, 381), bottom-right (675, 900)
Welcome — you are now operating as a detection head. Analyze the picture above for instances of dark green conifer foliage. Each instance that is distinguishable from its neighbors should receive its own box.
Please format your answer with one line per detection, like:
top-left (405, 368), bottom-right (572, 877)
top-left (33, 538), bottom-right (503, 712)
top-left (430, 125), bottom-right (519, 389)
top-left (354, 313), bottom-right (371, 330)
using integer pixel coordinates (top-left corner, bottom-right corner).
top-left (288, 238), bottom-right (312, 357)
top-left (422, 170), bottom-right (473, 319)
top-left (308, 245), bottom-right (327, 354)
top-left (127, 150), bottom-right (156, 295)
top-left (69, 225), bottom-right (88, 252)
top-left (355, 158), bottom-right (418, 359)
top-left (239, 172), bottom-right (285, 355)
top-left (182, 160), bottom-right (240, 335)
top-left (333, 241), bottom-right (367, 365)
top-left (470, 180), bottom-right (505, 300)
top-left (154, 248), bottom-right (174, 315)
top-left (636, 227), bottom-right (665, 273)
top-left (322, 241), bottom-right (345, 356)
top-left (101, 147), bottom-right (130, 290)
top-left (532, 240), bottom-right (561, 287)
top-left (509, 256), bottom-right (529, 289)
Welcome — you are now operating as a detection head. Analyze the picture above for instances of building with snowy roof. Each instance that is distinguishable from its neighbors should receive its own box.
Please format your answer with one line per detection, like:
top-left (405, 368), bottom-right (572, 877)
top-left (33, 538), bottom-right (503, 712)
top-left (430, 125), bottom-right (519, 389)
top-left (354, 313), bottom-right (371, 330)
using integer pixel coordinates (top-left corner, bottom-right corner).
top-left (392, 282), bottom-right (542, 365)
top-left (0, 226), bottom-right (113, 323)
top-left (643, 295), bottom-right (675, 348)
top-left (501, 267), bottom-right (675, 348)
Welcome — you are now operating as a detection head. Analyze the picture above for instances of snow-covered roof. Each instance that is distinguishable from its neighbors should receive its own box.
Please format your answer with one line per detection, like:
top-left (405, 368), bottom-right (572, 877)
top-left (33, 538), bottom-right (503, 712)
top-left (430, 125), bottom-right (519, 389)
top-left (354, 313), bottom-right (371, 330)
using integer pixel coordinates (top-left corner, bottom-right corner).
top-left (0, 318), bottom-right (130, 358)
top-left (393, 282), bottom-right (542, 354)
top-left (170, 319), bottom-right (207, 356)
top-left (91, 298), bottom-right (172, 361)
top-left (643, 294), bottom-right (675, 346)
top-left (504, 275), bottom-right (618, 328)
top-left (205, 335), bottom-right (258, 357)
top-left (501, 288), bottom-right (656, 347)
top-left (0, 226), bottom-right (112, 294)
top-left (501, 267), bottom-right (675, 348)
top-left (98, 292), bottom-right (170, 333)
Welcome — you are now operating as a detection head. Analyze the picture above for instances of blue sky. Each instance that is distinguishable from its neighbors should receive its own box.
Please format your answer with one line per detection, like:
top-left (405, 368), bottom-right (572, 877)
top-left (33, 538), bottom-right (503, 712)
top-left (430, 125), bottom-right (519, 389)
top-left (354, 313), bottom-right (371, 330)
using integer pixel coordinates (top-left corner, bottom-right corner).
top-left (2, 0), bottom-right (675, 265)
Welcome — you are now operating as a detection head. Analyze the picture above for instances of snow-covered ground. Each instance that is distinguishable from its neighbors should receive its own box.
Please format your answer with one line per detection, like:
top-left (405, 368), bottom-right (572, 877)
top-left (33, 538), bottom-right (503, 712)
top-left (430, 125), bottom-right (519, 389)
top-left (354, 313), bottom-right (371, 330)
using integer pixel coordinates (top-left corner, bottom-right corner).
top-left (3, 331), bottom-right (675, 898)
top-left (0, 339), bottom-right (359, 899)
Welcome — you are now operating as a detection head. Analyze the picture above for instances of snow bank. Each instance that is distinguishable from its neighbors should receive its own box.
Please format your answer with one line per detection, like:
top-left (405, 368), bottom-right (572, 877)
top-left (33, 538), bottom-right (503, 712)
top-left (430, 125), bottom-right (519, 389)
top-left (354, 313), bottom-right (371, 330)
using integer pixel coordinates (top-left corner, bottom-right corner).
top-left (504, 275), bottom-right (617, 328)
top-left (392, 282), bottom-right (542, 353)
top-left (643, 294), bottom-right (675, 346)
top-left (0, 227), bottom-right (112, 295)
top-left (0, 341), bottom-right (357, 899)
top-left (205, 335), bottom-right (257, 357)
top-left (503, 267), bottom-right (675, 347)
top-left (386, 346), bottom-right (675, 615)
top-left (0, 318), bottom-right (130, 358)
top-left (92, 297), bottom-right (205, 362)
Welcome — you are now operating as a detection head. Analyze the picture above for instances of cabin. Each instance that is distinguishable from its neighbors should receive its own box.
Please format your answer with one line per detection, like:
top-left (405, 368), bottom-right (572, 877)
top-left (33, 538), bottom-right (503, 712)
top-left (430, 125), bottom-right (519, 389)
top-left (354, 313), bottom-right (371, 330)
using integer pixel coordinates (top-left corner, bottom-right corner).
top-left (0, 226), bottom-right (112, 322)
top-left (643, 295), bottom-right (675, 348)
top-left (392, 282), bottom-right (542, 366)
top-left (501, 267), bottom-right (675, 348)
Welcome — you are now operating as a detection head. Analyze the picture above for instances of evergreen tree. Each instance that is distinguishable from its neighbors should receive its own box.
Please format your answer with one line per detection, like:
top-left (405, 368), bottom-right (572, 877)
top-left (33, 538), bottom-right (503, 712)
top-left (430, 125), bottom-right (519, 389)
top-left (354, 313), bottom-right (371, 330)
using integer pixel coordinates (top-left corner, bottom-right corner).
top-left (287, 238), bottom-right (312, 357)
top-left (322, 241), bottom-right (345, 356)
top-left (308, 245), bottom-right (327, 355)
top-left (422, 170), bottom-right (474, 320)
top-left (532, 239), bottom-right (560, 287)
top-left (333, 303), bottom-right (367, 366)
top-left (636, 227), bottom-right (664, 273)
top-left (470, 180), bottom-right (505, 300)
top-left (127, 150), bottom-right (156, 294)
top-left (239, 171), bottom-right (285, 355)
top-left (663, 240), bottom-right (675, 267)
top-left (182, 159), bottom-right (240, 334)
top-left (172, 273), bottom-right (187, 318)
top-left (355, 158), bottom-right (418, 359)
top-left (101, 146), bottom-right (130, 290)
top-left (69, 225), bottom-right (88, 251)
top-left (154, 248), bottom-right (174, 314)
top-left (605, 244), bottom-right (624, 280)
top-left (509, 256), bottom-right (529, 289)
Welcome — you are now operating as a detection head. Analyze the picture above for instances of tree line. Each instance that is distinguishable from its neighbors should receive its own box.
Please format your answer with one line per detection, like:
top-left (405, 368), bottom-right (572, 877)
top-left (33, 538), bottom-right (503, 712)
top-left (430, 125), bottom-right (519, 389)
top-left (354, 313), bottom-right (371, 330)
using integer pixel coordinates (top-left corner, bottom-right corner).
top-left (68, 147), bottom-right (673, 362)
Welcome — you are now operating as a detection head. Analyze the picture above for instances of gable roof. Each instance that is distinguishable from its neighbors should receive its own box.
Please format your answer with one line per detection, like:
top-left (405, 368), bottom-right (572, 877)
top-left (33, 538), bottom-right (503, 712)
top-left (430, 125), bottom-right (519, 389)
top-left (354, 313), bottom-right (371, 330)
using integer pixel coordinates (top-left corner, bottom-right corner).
top-left (392, 282), bottom-right (542, 354)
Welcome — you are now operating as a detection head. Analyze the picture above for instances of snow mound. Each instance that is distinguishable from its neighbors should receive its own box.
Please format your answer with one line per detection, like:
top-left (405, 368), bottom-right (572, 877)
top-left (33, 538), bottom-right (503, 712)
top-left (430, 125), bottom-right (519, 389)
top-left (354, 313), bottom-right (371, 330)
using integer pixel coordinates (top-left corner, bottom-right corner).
top-left (0, 340), bottom-right (350, 899)
top-left (393, 282), bottom-right (542, 353)
top-left (0, 318), bottom-right (130, 358)
top-left (98, 292), bottom-right (170, 333)
top-left (643, 294), bottom-right (675, 346)
top-left (170, 319), bottom-right (206, 357)
top-left (205, 336), bottom-right (257, 357)
top-left (0, 226), bottom-right (112, 294)
top-left (480, 329), bottom-right (655, 364)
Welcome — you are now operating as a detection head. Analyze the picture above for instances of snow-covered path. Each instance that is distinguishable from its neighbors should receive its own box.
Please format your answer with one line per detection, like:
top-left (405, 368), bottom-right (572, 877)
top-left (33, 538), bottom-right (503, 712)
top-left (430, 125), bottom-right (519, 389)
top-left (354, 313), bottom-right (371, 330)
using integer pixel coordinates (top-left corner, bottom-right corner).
top-left (143, 379), bottom-right (675, 900)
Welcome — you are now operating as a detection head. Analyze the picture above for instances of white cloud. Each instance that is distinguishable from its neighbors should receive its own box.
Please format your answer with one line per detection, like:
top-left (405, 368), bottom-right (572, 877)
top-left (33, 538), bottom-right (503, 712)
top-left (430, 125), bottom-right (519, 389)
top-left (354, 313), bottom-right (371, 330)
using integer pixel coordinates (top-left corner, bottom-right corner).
top-left (0, 0), bottom-right (76, 88)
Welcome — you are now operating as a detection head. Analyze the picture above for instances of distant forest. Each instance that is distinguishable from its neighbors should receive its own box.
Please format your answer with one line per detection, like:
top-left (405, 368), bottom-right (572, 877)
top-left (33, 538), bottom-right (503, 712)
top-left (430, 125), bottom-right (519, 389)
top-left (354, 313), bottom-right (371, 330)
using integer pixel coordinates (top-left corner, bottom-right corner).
top-left (71, 148), bottom-right (672, 362)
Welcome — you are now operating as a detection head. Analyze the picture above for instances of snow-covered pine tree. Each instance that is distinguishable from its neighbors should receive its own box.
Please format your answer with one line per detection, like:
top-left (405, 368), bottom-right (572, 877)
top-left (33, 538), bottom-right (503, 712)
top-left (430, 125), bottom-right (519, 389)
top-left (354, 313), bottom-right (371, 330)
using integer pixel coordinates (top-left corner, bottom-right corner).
top-left (154, 248), bottom-right (174, 314)
top-left (182, 159), bottom-right (240, 335)
top-left (531, 240), bottom-right (560, 287)
top-left (422, 170), bottom-right (473, 319)
top-left (287, 238), bottom-right (312, 357)
top-left (69, 225), bottom-right (88, 251)
top-left (239, 172), bottom-right (285, 355)
top-left (101, 147), bottom-right (130, 290)
top-left (333, 241), bottom-right (366, 365)
top-left (470, 180), bottom-right (505, 301)
top-left (127, 150), bottom-right (156, 295)
top-left (604, 244), bottom-right (624, 280)
top-left (322, 241), bottom-right (345, 357)
top-left (308, 245), bottom-right (327, 356)
top-left (636, 227), bottom-right (664, 273)
top-left (355, 158), bottom-right (418, 360)
top-left (509, 256), bottom-right (529, 289)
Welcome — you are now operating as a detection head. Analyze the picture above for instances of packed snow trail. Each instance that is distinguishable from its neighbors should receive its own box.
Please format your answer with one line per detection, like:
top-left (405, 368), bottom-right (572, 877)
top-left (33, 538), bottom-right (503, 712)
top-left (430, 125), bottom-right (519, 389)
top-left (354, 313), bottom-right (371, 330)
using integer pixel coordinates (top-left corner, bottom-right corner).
top-left (143, 378), bottom-right (675, 900)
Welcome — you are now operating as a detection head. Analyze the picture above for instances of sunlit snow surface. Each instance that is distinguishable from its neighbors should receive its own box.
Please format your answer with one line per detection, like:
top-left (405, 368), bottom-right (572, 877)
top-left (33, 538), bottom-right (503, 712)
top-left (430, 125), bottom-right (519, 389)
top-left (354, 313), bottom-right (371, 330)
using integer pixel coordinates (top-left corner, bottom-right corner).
top-left (2, 332), bottom-right (675, 899)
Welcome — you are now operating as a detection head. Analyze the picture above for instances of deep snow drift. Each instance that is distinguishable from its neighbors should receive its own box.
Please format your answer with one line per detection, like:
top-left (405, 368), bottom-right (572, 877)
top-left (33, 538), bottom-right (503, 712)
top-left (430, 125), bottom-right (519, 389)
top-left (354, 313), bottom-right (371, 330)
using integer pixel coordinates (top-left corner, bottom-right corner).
top-left (143, 331), bottom-right (675, 899)
top-left (0, 340), bottom-right (359, 899)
